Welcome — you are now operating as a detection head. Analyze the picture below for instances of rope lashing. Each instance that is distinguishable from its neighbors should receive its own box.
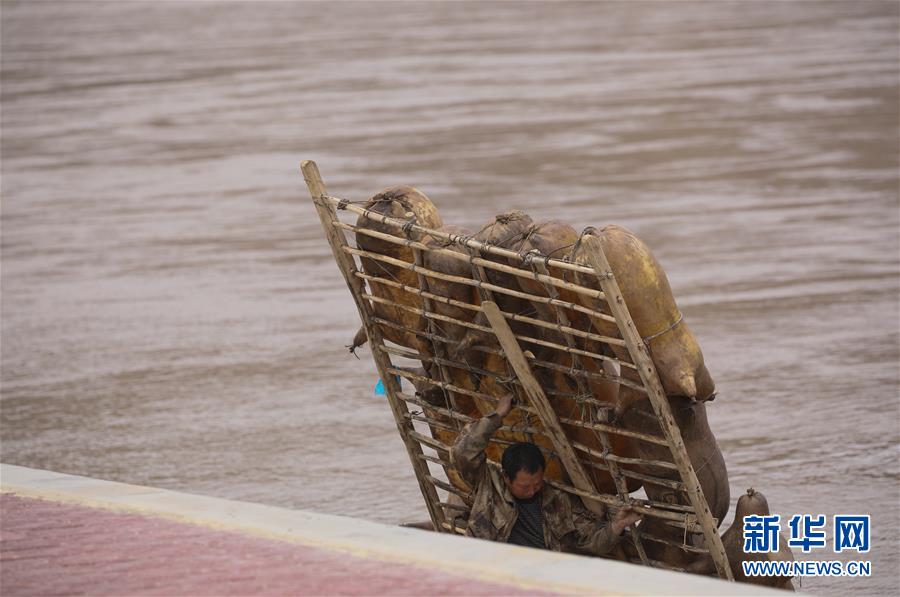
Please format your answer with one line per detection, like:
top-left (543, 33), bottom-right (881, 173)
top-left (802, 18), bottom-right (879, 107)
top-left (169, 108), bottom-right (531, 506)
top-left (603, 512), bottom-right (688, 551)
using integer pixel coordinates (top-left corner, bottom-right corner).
top-left (401, 215), bottom-right (418, 238)
top-left (546, 242), bottom-right (576, 260)
top-left (573, 226), bottom-right (599, 255)
top-left (520, 224), bottom-right (538, 246)
top-left (692, 444), bottom-right (716, 476)
top-left (520, 248), bottom-right (557, 274)
top-left (520, 249), bottom-right (539, 266)
top-left (641, 312), bottom-right (685, 346)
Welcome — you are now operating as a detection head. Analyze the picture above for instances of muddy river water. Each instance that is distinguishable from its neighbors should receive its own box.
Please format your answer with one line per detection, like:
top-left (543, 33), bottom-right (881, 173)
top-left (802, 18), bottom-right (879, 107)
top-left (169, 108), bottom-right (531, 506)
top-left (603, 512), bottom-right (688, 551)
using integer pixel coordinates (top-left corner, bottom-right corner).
top-left (2, 1), bottom-right (897, 594)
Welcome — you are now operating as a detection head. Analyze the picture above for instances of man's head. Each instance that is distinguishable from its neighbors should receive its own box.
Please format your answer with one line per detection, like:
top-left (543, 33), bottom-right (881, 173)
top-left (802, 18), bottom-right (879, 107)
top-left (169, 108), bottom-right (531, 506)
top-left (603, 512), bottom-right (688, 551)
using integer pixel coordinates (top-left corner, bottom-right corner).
top-left (501, 442), bottom-right (545, 500)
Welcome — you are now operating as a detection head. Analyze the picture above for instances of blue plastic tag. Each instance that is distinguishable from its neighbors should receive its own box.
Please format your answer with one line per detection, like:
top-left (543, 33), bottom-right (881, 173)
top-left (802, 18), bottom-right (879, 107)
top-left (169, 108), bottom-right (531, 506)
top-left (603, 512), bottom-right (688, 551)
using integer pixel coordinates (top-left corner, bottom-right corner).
top-left (374, 375), bottom-right (401, 396)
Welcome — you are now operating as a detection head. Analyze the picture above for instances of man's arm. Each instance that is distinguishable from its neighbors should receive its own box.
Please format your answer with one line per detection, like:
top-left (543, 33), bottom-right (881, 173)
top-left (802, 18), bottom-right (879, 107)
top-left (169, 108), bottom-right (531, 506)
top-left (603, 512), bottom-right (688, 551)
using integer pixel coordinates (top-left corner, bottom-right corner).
top-left (450, 394), bottom-right (513, 487)
top-left (570, 500), bottom-right (644, 556)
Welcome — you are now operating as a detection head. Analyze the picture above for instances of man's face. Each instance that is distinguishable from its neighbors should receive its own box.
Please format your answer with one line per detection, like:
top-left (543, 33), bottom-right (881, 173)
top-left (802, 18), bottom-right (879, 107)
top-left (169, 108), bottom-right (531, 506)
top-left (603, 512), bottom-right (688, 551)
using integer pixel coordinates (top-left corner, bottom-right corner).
top-left (504, 467), bottom-right (544, 500)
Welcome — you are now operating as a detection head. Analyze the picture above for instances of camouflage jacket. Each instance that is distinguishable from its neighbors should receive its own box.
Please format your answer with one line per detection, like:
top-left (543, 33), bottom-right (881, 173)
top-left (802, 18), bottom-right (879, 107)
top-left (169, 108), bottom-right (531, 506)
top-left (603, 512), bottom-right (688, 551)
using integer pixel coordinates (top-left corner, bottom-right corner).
top-left (450, 412), bottom-right (621, 555)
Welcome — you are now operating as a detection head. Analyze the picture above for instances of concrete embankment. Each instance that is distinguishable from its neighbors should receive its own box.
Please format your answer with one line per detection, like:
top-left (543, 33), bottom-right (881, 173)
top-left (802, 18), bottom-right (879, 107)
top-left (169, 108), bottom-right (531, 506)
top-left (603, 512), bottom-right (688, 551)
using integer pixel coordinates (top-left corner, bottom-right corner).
top-left (0, 464), bottom-right (774, 595)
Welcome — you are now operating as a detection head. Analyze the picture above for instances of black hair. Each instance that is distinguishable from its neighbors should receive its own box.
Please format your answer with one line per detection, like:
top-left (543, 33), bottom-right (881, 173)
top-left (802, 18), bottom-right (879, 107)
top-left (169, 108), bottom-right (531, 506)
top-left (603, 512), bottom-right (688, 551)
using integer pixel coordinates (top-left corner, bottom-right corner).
top-left (501, 442), bottom-right (545, 480)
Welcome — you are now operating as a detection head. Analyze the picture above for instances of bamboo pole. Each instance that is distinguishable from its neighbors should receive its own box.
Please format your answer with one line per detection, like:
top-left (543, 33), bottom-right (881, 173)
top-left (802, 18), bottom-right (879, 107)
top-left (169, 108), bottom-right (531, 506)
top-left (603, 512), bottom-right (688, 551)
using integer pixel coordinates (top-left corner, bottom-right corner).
top-left (362, 290), bottom-right (631, 369)
top-left (397, 388), bottom-right (566, 440)
top-left (571, 452), bottom-right (687, 491)
top-left (481, 301), bottom-right (607, 518)
top-left (542, 480), bottom-right (689, 525)
top-left (457, 250), bottom-right (531, 437)
top-left (388, 366), bottom-right (517, 409)
top-left (301, 160), bottom-right (447, 532)
top-left (378, 343), bottom-right (434, 363)
top-left (400, 394), bottom-right (558, 459)
top-left (418, 453), bottom-right (448, 466)
top-left (440, 522), bottom-right (469, 535)
top-left (425, 474), bottom-right (472, 501)
top-left (661, 517), bottom-right (704, 533)
top-left (331, 197), bottom-right (601, 277)
top-left (399, 351), bottom-right (629, 412)
top-left (623, 498), bottom-right (697, 514)
top-left (462, 242), bottom-right (538, 445)
top-left (613, 469), bottom-right (685, 491)
top-left (352, 269), bottom-right (625, 346)
top-left (527, 355), bottom-right (646, 393)
top-left (411, 246), bottom-right (463, 416)
top-left (557, 416), bottom-right (668, 446)
top-left (391, 301), bottom-right (690, 499)
top-left (406, 412), bottom-right (545, 437)
top-left (529, 258), bottom-right (651, 567)
top-left (373, 317), bottom-right (644, 392)
top-left (581, 235), bottom-right (733, 580)
top-left (407, 429), bottom-right (452, 453)
top-left (638, 533), bottom-right (711, 555)
top-left (398, 393), bottom-right (476, 424)
top-left (347, 246), bottom-right (584, 308)
top-left (346, 247), bottom-right (624, 345)
top-left (374, 317), bottom-right (502, 356)
top-left (575, 455), bottom-right (686, 492)
top-left (337, 220), bottom-right (617, 312)
top-left (337, 347), bottom-right (689, 515)
top-left (407, 413), bottom-right (467, 433)
top-left (570, 441), bottom-right (680, 471)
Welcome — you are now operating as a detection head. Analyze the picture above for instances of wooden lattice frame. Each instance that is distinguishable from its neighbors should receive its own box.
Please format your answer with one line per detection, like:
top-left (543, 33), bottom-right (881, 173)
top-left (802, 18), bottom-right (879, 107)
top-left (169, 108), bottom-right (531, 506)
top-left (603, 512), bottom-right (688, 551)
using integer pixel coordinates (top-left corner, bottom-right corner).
top-left (301, 160), bottom-right (732, 580)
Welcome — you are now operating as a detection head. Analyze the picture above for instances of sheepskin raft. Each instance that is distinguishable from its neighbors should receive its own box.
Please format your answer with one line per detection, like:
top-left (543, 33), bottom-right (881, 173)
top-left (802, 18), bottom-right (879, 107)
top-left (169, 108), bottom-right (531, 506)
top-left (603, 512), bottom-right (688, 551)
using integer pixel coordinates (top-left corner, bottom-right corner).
top-left (301, 160), bottom-right (733, 581)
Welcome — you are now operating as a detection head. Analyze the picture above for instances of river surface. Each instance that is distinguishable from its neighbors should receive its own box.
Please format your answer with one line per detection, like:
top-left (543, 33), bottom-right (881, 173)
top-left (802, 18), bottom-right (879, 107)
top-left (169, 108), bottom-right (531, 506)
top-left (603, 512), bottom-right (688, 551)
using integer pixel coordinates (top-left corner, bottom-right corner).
top-left (2, 1), bottom-right (897, 594)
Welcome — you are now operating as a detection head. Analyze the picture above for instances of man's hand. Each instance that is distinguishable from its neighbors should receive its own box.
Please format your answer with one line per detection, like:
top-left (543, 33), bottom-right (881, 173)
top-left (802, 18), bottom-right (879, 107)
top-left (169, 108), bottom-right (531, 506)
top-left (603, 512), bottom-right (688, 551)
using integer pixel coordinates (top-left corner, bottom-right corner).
top-left (610, 505), bottom-right (644, 535)
top-left (495, 393), bottom-right (514, 418)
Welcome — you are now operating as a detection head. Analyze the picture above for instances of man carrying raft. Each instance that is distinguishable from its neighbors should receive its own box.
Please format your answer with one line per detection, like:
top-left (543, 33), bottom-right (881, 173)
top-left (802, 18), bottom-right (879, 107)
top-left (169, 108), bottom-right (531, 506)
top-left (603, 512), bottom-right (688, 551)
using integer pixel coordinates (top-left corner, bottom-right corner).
top-left (452, 392), bottom-right (643, 553)
top-left (344, 183), bottom-right (796, 591)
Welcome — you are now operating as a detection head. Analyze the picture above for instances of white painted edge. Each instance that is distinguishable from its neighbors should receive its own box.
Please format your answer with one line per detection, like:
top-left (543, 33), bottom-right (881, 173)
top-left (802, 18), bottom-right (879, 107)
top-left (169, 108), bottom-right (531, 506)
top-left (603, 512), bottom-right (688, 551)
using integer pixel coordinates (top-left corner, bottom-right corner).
top-left (0, 463), bottom-right (776, 596)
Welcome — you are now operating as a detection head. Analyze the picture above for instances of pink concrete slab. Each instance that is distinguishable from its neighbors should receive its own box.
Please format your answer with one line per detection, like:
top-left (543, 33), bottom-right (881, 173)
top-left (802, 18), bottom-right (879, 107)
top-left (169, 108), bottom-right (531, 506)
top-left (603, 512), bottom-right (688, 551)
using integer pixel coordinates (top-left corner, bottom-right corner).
top-left (1, 494), bottom-right (551, 596)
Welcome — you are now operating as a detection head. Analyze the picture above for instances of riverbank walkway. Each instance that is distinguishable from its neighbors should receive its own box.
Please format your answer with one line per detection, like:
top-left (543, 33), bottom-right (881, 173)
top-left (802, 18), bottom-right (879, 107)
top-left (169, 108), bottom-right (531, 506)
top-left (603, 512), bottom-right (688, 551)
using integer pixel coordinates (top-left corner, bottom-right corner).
top-left (1, 464), bottom-right (771, 595)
